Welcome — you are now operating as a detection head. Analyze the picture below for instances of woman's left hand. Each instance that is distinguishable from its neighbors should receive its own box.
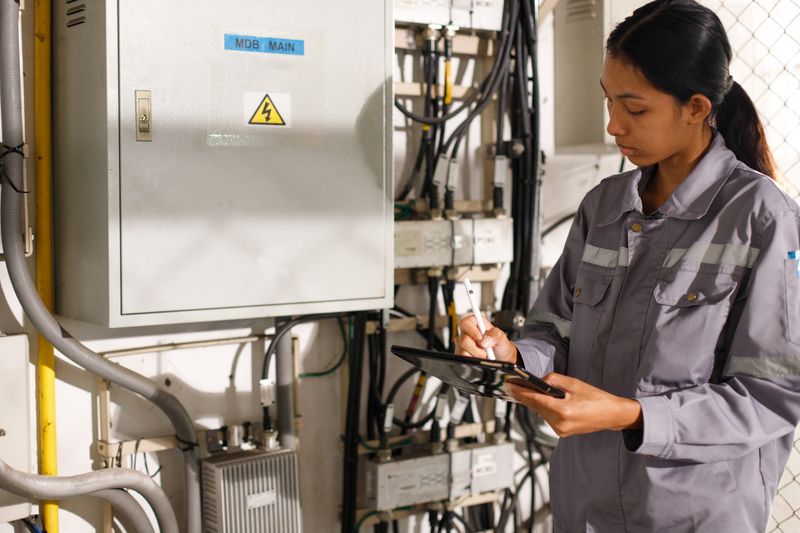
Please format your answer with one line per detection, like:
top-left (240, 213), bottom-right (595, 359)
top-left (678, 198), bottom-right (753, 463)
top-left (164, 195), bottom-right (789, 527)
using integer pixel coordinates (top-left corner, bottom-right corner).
top-left (508, 373), bottom-right (643, 438)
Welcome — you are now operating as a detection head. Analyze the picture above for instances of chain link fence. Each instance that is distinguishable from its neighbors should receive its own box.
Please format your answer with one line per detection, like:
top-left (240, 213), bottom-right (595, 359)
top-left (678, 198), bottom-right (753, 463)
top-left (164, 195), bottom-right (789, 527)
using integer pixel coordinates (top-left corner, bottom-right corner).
top-left (703, 1), bottom-right (800, 530)
top-left (704, 0), bottom-right (800, 197)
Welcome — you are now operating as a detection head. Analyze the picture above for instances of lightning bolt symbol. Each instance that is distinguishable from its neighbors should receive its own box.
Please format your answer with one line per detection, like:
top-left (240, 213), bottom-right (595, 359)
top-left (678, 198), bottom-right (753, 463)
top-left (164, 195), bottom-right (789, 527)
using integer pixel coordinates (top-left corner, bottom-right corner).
top-left (262, 101), bottom-right (272, 122)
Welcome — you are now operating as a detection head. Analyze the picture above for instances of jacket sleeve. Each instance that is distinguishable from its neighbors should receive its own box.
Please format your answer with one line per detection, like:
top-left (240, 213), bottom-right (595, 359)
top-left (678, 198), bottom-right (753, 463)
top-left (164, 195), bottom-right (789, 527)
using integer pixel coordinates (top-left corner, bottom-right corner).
top-left (625, 208), bottom-right (800, 463)
top-left (514, 198), bottom-right (589, 377)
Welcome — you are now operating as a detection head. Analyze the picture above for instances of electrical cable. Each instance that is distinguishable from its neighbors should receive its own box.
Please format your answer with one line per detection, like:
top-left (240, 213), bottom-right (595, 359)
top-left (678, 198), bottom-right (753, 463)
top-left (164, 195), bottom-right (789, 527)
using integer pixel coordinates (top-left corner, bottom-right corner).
top-left (386, 367), bottom-right (437, 430)
top-left (298, 316), bottom-right (350, 378)
top-left (19, 518), bottom-right (42, 533)
top-left (443, 0), bottom-right (519, 157)
top-left (541, 212), bottom-right (577, 238)
top-left (0, 3), bottom-right (199, 530)
top-left (354, 507), bottom-right (413, 533)
top-left (341, 312), bottom-right (368, 533)
top-left (261, 313), bottom-right (345, 381)
top-left (391, 305), bottom-right (447, 350)
top-left (396, 135), bottom-right (428, 200)
top-left (450, 510), bottom-right (476, 533)
top-left (500, 0), bottom-right (542, 316)
top-left (394, 0), bottom-right (516, 130)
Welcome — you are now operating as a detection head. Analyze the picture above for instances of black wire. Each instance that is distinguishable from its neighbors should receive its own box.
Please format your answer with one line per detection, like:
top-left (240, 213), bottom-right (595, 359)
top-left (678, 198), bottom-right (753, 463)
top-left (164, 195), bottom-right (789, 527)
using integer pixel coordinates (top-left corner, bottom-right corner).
top-left (260, 313), bottom-right (345, 381)
top-left (523, 0), bottom-right (542, 313)
top-left (385, 367), bottom-right (438, 430)
top-left (367, 332), bottom-right (378, 441)
top-left (20, 517), bottom-right (40, 533)
top-left (444, 1), bottom-right (519, 156)
top-left (427, 274), bottom-right (439, 350)
top-left (396, 134), bottom-right (428, 200)
top-left (449, 510), bottom-right (476, 533)
top-left (341, 312), bottom-right (367, 533)
top-left (0, 143), bottom-right (28, 194)
top-left (541, 212), bottom-right (577, 238)
top-left (391, 305), bottom-right (447, 351)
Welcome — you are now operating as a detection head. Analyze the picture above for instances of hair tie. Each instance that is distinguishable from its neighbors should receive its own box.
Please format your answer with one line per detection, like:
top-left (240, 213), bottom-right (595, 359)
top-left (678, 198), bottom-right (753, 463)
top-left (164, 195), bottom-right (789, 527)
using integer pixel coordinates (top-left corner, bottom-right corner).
top-left (725, 75), bottom-right (735, 94)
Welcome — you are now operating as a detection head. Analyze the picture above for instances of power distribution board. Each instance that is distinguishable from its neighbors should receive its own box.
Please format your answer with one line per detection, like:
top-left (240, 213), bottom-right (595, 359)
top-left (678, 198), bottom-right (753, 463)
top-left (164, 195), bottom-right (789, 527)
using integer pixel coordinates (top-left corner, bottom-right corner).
top-left (395, 218), bottom-right (514, 269)
top-left (363, 442), bottom-right (515, 511)
top-left (53, 0), bottom-right (393, 327)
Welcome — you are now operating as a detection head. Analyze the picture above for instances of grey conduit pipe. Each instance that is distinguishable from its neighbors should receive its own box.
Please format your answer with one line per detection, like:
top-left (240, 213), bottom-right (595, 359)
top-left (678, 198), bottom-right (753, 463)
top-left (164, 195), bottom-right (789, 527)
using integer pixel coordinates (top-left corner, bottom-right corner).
top-left (0, 460), bottom-right (177, 533)
top-left (0, 2), bottom-right (201, 531)
top-left (93, 489), bottom-right (157, 533)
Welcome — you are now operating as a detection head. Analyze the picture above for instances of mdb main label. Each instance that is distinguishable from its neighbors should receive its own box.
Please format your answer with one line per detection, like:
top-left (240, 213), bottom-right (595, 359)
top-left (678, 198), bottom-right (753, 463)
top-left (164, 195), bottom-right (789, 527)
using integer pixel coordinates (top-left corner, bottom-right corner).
top-left (224, 34), bottom-right (305, 56)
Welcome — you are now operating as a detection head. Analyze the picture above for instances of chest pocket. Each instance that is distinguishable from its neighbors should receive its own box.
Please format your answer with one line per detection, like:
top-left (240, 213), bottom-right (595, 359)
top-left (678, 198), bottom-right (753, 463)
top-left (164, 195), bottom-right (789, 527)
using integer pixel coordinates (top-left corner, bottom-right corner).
top-left (570, 267), bottom-right (615, 381)
top-left (638, 269), bottom-right (739, 393)
top-left (573, 269), bottom-right (614, 307)
top-left (786, 259), bottom-right (800, 345)
top-left (653, 270), bottom-right (737, 307)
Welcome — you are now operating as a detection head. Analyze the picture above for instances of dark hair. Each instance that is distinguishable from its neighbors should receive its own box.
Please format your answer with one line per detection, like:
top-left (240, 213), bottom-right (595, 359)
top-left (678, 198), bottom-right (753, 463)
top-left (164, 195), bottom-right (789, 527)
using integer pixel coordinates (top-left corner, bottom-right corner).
top-left (606, 0), bottom-right (778, 179)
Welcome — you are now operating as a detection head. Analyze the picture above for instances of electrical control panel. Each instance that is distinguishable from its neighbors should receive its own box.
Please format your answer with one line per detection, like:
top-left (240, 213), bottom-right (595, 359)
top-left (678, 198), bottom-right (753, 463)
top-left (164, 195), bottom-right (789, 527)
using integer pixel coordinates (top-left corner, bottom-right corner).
top-left (394, 0), bottom-right (505, 31)
top-left (449, 441), bottom-right (515, 499)
top-left (363, 441), bottom-right (516, 511)
top-left (53, 0), bottom-right (393, 327)
top-left (395, 218), bottom-right (513, 269)
top-left (364, 454), bottom-right (451, 510)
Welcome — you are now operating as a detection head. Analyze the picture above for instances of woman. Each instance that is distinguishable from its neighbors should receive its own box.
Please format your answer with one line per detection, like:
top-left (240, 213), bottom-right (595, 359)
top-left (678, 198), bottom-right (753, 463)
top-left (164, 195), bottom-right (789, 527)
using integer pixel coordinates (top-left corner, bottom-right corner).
top-left (457, 1), bottom-right (800, 531)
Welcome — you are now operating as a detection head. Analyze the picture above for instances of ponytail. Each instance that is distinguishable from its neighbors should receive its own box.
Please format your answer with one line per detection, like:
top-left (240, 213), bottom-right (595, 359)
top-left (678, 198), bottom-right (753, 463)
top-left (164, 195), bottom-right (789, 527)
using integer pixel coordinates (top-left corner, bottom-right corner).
top-left (714, 81), bottom-right (779, 180)
top-left (607, 0), bottom-right (780, 181)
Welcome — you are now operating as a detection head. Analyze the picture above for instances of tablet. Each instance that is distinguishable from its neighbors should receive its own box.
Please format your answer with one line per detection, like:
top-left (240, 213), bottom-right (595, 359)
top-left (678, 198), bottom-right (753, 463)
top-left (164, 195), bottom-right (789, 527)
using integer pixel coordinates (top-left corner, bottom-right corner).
top-left (390, 345), bottom-right (566, 401)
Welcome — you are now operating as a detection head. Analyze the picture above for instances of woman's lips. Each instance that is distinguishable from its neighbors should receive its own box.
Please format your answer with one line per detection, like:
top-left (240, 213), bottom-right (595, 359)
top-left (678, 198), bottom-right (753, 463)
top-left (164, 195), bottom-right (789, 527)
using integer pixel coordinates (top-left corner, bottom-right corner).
top-left (617, 144), bottom-right (637, 157)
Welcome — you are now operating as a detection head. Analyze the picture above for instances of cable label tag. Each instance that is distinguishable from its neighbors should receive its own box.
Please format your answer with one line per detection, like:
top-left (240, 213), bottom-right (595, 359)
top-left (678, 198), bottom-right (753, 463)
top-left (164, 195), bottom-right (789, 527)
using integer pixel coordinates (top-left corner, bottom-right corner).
top-left (433, 155), bottom-right (450, 186)
top-left (450, 394), bottom-right (469, 425)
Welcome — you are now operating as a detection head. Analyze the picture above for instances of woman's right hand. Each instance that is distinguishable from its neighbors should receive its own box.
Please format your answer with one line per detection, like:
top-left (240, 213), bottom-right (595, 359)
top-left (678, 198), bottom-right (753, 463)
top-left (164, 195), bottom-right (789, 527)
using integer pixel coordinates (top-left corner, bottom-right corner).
top-left (456, 315), bottom-right (518, 364)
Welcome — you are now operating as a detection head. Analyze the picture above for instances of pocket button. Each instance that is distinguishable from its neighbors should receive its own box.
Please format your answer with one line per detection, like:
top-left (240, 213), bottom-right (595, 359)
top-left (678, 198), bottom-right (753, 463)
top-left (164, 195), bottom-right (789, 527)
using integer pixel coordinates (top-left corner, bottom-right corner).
top-left (687, 292), bottom-right (698, 302)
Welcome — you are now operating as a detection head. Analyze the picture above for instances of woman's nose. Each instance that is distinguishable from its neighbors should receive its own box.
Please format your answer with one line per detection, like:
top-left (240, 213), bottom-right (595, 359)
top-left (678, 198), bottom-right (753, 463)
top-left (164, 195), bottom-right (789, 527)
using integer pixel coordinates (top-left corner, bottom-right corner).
top-left (606, 105), bottom-right (627, 137)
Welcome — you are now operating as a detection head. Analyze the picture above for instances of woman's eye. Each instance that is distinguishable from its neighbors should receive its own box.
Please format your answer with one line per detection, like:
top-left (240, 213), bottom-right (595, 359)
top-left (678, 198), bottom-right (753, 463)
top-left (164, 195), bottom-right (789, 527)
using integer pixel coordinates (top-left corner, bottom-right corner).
top-left (627, 109), bottom-right (645, 116)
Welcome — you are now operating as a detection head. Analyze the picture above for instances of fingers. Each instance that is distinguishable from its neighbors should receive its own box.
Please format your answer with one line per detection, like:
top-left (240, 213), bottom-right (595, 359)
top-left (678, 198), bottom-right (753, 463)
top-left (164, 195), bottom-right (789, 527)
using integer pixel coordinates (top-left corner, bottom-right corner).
top-left (507, 382), bottom-right (559, 410)
top-left (543, 372), bottom-right (576, 391)
top-left (457, 314), bottom-right (482, 339)
top-left (480, 328), bottom-right (506, 350)
top-left (456, 333), bottom-right (488, 359)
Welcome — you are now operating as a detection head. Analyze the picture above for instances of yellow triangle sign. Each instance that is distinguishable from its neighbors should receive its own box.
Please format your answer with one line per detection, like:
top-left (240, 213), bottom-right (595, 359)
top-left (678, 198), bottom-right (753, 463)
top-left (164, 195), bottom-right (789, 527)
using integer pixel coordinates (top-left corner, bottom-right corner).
top-left (248, 94), bottom-right (286, 126)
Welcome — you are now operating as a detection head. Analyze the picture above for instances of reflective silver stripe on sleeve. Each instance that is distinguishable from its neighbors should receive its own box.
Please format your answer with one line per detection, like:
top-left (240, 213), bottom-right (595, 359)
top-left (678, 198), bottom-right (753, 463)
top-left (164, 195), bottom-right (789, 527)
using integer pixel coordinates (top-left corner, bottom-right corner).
top-left (724, 356), bottom-right (800, 378)
top-left (582, 244), bottom-right (629, 268)
top-left (663, 243), bottom-right (760, 269)
top-left (528, 308), bottom-right (571, 339)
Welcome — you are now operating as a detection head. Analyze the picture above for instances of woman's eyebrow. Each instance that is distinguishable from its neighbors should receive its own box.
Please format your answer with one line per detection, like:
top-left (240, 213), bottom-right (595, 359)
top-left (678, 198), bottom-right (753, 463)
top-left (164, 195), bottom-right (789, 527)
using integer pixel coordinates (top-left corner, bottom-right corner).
top-left (599, 79), bottom-right (646, 100)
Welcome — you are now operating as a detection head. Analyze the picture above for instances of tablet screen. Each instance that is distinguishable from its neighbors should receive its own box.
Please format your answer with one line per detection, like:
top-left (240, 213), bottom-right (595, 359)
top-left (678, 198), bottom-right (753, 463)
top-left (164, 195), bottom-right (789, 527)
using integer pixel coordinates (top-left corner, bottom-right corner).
top-left (390, 345), bottom-right (565, 401)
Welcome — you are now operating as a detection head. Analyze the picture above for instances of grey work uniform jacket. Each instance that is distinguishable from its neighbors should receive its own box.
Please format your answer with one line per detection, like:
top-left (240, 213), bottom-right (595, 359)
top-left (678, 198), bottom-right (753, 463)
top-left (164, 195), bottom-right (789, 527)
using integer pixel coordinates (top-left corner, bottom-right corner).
top-left (516, 133), bottom-right (800, 532)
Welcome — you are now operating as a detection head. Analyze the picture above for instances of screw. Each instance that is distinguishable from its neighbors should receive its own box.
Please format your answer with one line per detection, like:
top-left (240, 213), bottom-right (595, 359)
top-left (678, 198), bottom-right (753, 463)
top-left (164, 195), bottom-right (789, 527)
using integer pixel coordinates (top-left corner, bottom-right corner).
top-left (140, 114), bottom-right (148, 122)
top-left (0, 429), bottom-right (6, 437)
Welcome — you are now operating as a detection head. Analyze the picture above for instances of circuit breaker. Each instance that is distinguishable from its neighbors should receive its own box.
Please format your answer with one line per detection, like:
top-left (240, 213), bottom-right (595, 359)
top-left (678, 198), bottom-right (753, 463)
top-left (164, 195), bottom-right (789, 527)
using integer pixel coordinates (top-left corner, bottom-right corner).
top-left (53, 0), bottom-right (393, 327)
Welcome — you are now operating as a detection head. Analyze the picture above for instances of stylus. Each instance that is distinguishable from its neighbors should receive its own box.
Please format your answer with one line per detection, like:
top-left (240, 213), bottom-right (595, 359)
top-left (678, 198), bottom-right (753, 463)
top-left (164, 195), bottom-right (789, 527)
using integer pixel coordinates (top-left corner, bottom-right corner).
top-left (463, 278), bottom-right (496, 360)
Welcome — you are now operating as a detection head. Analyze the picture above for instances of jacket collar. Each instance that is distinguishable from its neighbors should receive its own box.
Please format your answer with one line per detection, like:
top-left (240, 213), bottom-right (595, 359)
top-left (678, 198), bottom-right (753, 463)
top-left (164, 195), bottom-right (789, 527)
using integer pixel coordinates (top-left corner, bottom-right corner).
top-left (596, 132), bottom-right (739, 227)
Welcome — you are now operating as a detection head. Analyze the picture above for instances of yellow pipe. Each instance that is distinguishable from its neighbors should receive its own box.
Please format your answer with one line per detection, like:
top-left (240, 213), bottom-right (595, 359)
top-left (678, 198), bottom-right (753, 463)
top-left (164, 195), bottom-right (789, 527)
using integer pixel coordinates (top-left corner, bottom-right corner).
top-left (34, 0), bottom-right (59, 530)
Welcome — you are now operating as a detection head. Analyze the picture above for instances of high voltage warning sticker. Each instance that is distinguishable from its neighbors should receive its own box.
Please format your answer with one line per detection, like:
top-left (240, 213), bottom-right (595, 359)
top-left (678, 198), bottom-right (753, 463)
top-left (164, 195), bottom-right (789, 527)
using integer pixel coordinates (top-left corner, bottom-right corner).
top-left (249, 94), bottom-right (286, 126)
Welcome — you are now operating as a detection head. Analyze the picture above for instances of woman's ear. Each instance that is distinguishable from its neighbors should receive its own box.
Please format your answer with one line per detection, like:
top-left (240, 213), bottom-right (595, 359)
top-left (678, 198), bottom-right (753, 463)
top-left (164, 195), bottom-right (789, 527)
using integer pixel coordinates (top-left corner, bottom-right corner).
top-left (686, 93), bottom-right (713, 126)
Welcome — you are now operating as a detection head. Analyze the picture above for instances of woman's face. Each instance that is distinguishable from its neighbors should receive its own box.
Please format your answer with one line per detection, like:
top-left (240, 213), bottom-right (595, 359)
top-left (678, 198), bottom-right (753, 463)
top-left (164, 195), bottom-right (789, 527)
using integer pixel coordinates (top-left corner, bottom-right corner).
top-left (601, 54), bottom-right (707, 168)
